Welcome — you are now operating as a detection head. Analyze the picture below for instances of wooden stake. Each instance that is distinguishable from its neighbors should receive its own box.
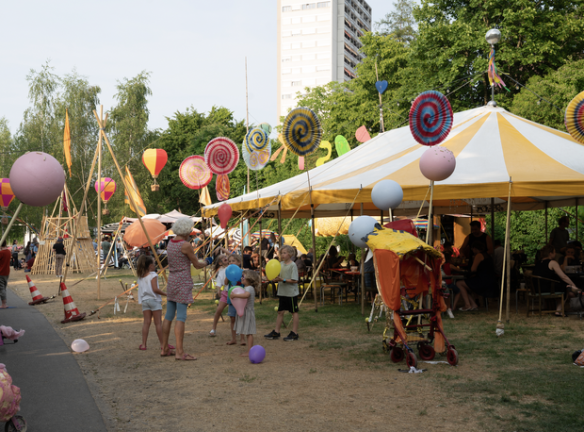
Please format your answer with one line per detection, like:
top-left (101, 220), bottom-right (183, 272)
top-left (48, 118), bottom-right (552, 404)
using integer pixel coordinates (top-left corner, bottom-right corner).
top-left (97, 106), bottom-right (103, 300)
top-left (93, 109), bottom-right (167, 283)
top-left (360, 203), bottom-right (365, 315)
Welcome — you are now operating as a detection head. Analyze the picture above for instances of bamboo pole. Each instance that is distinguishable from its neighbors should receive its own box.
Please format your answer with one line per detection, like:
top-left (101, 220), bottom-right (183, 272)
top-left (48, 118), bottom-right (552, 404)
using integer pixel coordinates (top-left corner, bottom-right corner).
top-left (97, 106), bottom-right (103, 300)
top-left (0, 203), bottom-right (23, 247)
top-left (62, 125), bottom-right (102, 285)
top-left (56, 192), bottom-right (63, 239)
top-left (505, 193), bottom-right (512, 324)
top-left (93, 108), bottom-right (167, 283)
top-left (497, 179), bottom-right (512, 333)
top-left (245, 57), bottom-right (250, 193)
top-left (360, 203), bottom-right (365, 315)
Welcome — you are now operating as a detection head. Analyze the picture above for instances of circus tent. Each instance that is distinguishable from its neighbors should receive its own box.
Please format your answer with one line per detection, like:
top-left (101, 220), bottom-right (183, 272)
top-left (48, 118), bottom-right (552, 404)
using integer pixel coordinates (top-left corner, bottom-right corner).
top-left (202, 105), bottom-right (584, 218)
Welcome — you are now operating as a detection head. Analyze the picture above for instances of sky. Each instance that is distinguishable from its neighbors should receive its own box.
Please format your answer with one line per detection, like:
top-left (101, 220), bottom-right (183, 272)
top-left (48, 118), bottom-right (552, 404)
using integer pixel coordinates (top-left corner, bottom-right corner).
top-left (0, 0), bottom-right (394, 136)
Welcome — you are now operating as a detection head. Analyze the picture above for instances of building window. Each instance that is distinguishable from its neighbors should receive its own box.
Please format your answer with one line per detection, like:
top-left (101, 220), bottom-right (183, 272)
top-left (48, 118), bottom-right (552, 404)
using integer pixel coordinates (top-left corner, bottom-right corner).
top-left (317, 65), bottom-right (330, 71)
top-left (303, 53), bottom-right (316, 60)
top-left (282, 68), bottom-right (292, 74)
top-left (292, 43), bottom-right (301, 49)
top-left (282, 57), bottom-right (292, 63)
top-left (291, 81), bottom-right (302, 87)
top-left (303, 41), bottom-right (316, 48)
top-left (282, 94), bottom-right (292, 99)
top-left (317, 14), bottom-right (329, 21)
top-left (303, 66), bottom-right (316, 73)
top-left (304, 28), bottom-right (316, 35)
top-left (282, 6), bottom-right (291, 12)
top-left (317, 52), bottom-right (330, 59)
top-left (292, 68), bottom-right (301, 74)
top-left (317, 39), bottom-right (330, 46)
top-left (317, 1), bottom-right (330, 7)
top-left (302, 3), bottom-right (316, 10)
top-left (291, 29), bottom-right (301, 36)
top-left (292, 17), bottom-right (301, 24)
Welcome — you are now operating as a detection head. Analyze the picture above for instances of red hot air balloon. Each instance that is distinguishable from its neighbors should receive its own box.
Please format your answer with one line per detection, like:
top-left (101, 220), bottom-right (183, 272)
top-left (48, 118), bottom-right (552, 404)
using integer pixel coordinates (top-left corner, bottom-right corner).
top-left (142, 149), bottom-right (168, 191)
top-left (218, 203), bottom-right (232, 229)
top-left (95, 177), bottom-right (117, 215)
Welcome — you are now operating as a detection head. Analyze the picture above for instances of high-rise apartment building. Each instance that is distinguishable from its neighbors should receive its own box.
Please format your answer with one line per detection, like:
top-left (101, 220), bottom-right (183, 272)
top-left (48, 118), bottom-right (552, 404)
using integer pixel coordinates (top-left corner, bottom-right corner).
top-left (277, 0), bottom-right (372, 120)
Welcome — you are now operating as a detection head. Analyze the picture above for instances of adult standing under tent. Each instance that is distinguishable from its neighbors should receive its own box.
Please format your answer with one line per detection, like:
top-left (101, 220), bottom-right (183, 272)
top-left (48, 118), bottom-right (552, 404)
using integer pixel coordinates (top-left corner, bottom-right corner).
top-left (161, 218), bottom-right (213, 361)
top-left (549, 216), bottom-right (570, 260)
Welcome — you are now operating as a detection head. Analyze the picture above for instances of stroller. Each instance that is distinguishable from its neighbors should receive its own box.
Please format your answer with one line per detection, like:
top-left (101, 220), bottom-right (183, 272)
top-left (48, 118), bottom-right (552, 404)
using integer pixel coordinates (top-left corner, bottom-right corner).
top-left (365, 225), bottom-right (458, 368)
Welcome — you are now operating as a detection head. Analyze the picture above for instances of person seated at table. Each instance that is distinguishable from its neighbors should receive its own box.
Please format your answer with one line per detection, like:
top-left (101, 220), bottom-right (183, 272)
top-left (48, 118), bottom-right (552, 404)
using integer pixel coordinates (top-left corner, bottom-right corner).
top-left (549, 216), bottom-right (570, 262)
top-left (535, 245), bottom-right (580, 316)
top-left (326, 246), bottom-right (344, 270)
top-left (242, 246), bottom-right (254, 269)
top-left (561, 246), bottom-right (579, 272)
top-left (300, 254), bottom-right (312, 268)
top-left (345, 253), bottom-right (358, 268)
top-left (455, 242), bottom-right (497, 311)
top-left (460, 221), bottom-right (494, 260)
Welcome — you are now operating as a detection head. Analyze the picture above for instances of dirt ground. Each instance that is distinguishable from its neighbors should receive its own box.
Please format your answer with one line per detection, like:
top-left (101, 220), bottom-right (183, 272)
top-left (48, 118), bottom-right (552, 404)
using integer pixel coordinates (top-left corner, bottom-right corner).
top-left (7, 270), bottom-right (487, 432)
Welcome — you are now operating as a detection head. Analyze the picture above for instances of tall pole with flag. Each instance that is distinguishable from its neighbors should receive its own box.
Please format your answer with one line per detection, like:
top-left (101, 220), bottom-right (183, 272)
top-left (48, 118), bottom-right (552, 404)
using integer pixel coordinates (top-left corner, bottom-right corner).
top-left (64, 109), bottom-right (73, 177)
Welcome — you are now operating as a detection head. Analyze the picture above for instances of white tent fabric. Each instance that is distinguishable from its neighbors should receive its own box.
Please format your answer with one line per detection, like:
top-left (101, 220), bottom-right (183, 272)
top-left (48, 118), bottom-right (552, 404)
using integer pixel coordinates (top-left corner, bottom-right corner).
top-left (124, 210), bottom-right (207, 224)
top-left (203, 105), bottom-right (584, 218)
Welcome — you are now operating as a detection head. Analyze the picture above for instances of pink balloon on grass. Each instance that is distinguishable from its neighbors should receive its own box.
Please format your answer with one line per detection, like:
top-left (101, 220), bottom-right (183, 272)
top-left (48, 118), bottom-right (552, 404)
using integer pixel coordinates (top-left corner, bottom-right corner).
top-left (230, 287), bottom-right (247, 317)
top-left (419, 147), bottom-right (456, 181)
top-left (10, 152), bottom-right (65, 207)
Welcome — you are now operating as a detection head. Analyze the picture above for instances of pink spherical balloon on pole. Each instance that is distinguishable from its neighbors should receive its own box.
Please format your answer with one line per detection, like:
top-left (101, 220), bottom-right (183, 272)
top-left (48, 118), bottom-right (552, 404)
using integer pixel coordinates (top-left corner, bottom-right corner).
top-left (419, 147), bottom-right (456, 181)
top-left (9, 152), bottom-right (65, 207)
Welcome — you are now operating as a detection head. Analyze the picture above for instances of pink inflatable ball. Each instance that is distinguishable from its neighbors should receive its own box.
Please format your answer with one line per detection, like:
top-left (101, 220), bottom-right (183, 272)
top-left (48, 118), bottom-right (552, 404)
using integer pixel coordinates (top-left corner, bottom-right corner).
top-left (419, 146), bottom-right (456, 182)
top-left (249, 345), bottom-right (266, 364)
top-left (71, 339), bottom-right (90, 353)
top-left (9, 152), bottom-right (65, 207)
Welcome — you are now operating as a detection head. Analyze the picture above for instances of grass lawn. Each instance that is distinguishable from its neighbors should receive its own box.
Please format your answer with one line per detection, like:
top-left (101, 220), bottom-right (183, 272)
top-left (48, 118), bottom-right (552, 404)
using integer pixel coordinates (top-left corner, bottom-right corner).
top-left (197, 293), bottom-right (584, 432)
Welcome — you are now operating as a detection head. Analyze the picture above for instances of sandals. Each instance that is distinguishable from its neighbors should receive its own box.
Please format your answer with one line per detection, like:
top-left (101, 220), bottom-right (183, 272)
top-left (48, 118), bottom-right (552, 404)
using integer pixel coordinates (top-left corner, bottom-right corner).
top-left (554, 312), bottom-right (568, 317)
top-left (138, 344), bottom-right (147, 351)
top-left (175, 353), bottom-right (197, 361)
top-left (160, 348), bottom-right (176, 357)
top-left (160, 344), bottom-right (175, 350)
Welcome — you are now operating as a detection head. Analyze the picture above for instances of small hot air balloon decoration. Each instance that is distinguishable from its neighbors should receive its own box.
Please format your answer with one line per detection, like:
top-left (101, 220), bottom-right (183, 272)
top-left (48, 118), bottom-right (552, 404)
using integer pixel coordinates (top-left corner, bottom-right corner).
top-left (142, 149), bottom-right (168, 191)
top-left (95, 178), bottom-right (116, 215)
top-left (0, 178), bottom-right (15, 225)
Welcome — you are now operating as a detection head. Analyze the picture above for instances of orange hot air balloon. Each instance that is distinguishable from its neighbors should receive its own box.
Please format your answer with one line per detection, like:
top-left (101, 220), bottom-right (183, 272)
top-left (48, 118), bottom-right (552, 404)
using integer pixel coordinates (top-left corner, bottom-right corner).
top-left (142, 149), bottom-right (168, 191)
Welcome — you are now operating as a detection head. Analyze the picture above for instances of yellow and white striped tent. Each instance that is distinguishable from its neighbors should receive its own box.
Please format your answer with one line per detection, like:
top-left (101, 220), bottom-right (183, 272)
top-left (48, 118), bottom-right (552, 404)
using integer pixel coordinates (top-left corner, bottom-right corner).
top-left (203, 105), bottom-right (584, 218)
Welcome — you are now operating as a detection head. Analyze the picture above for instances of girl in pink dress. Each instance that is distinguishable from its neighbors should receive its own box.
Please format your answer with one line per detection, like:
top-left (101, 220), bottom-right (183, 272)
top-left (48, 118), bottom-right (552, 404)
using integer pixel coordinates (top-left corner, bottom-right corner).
top-left (161, 218), bottom-right (212, 361)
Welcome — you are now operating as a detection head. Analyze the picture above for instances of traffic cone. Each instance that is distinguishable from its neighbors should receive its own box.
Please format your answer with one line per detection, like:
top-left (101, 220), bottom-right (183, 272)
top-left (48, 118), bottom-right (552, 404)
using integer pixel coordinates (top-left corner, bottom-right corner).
top-left (26, 275), bottom-right (50, 306)
top-left (60, 282), bottom-right (86, 324)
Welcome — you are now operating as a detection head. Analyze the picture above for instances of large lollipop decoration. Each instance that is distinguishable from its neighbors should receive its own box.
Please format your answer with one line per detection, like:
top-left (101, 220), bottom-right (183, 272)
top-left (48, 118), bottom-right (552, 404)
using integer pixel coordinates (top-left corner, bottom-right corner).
top-left (243, 128), bottom-right (271, 171)
top-left (282, 107), bottom-right (323, 156)
top-left (179, 156), bottom-right (213, 190)
top-left (205, 137), bottom-right (239, 175)
top-left (216, 174), bottom-right (230, 201)
top-left (94, 178), bottom-right (117, 215)
top-left (409, 90), bottom-right (455, 248)
top-left (565, 91), bottom-right (584, 144)
top-left (409, 90), bottom-right (453, 146)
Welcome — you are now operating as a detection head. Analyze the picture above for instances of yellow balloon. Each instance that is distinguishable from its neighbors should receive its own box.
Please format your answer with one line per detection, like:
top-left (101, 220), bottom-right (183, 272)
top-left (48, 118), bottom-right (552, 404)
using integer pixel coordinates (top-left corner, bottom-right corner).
top-left (274, 306), bottom-right (278, 311)
top-left (265, 259), bottom-right (282, 281)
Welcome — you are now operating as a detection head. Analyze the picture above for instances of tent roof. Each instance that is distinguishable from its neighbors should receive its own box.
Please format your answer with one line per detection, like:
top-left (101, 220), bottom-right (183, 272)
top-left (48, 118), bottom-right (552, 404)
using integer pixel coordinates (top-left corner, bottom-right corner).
top-left (124, 210), bottom-right (207, 224)
top-left (203, 105), bottom-right (584, 218)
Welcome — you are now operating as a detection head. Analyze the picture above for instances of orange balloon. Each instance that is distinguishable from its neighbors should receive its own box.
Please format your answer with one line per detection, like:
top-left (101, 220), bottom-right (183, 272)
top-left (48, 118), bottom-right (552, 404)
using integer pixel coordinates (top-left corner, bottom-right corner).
top-left (142, 149), bottom-right (168, 178)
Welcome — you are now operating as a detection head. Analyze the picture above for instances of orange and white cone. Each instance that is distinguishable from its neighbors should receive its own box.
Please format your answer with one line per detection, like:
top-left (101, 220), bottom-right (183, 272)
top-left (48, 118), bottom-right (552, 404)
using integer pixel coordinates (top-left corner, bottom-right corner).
top-left (26, 275), bottom-right (50, 306)
top-left (60, 282), bottom-right (86, 324)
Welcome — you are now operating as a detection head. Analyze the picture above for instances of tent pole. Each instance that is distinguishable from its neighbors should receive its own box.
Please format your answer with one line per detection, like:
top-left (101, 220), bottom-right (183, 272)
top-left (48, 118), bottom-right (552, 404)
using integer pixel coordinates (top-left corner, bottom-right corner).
top-left (96, 106), bottom-right (103, 301)
top-left (259, 214), bottom-right (263, 305)
top-left (490, 198), bottom-right (495, 240)
top-left (427, 181), bottom-right (435, 247)
top-left (505, 179), bottom-right (513, 323)
top-left (576, 198), bottom-right (580, 241)
top-left (380, 210), bottom-right (383, 225)
top-left (278, 200), bottom-right (282, 251)
top-left (544, 202), bottom-right (548, 243)
top-left (360, 203), bottom-right (365, 315)
top-left (389, 208), bottom-right (393, 223)
top-left (307, 172), bottom-right (318, 312)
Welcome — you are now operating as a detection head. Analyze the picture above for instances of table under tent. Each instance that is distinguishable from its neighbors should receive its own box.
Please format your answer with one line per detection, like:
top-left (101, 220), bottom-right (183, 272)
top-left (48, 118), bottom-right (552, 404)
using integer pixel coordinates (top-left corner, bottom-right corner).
top-left (203, 103), bottom-right (584, 325)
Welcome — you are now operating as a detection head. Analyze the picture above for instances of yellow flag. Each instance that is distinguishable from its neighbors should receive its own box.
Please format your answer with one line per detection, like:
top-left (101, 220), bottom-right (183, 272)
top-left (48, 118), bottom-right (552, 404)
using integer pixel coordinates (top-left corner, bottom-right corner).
top-left (124, 166), bottom-right (147, 217)
top-left (64, 110), bottom-right (72, 177)
top-left (199, 186), bottom-right (212, 207)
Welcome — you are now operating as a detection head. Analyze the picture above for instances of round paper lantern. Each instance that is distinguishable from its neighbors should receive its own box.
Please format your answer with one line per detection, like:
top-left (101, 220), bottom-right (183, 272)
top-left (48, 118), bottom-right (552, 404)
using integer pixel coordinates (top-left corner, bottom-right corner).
top-left (371, 180), bottom-right (403, 211)
top-left (249, 345), bottom-right (266, 364)
top-left (10, 152), bottom-right (65, 207)
top-left (348, 216), bottom-right (377, 248)
top-left (419, 147), bottom-right (456, 181)
top-left (71, 339), bottom-right (90, 353)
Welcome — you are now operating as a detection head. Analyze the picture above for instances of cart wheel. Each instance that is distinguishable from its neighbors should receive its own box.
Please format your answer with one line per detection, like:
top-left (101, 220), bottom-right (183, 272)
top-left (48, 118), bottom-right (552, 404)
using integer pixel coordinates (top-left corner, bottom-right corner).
top-left (406, 351), bottom-right (418, 368)
top-left (5, 415), bottom-right (27, 432)
top-left (390, 346), bottom-right (404, 363)
top-left (419, 344), bottom-right (435, 361)
top-left (447, 348), bottom-right (459, 366)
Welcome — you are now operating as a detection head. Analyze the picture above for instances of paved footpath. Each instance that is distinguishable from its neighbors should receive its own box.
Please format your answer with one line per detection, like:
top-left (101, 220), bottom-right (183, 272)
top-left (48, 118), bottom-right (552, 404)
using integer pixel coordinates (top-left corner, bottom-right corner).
top-left (0, 289), bottom-right (107, 432)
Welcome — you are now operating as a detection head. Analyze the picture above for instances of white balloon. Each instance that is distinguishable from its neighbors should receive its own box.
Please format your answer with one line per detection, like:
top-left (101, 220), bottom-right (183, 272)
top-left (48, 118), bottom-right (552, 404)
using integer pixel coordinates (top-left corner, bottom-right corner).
top-left (371, 180), bottom-right (403, 210)
top-left (348, 216), bottom-right (378, 248)
top-left (71, 339), bottom-right (89, 353)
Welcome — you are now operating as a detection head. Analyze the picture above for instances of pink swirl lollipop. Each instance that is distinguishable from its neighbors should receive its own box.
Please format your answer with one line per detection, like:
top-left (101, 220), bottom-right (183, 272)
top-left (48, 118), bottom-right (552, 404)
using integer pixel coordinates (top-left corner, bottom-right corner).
top-left (204, 137), bottom-right (239, 175)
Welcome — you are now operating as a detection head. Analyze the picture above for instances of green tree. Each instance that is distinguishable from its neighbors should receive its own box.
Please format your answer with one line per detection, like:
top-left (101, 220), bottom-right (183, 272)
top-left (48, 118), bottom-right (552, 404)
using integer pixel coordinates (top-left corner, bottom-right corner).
top-left (511, 59), bottom-right (584, 131)
top-left (376, 0), bottom-right (417, 44)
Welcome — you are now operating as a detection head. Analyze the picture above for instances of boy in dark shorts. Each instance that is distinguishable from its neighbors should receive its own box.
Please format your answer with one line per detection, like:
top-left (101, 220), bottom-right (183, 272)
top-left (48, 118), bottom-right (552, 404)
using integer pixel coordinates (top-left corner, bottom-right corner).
top-left (264, 245), bottom-right (299, 341)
